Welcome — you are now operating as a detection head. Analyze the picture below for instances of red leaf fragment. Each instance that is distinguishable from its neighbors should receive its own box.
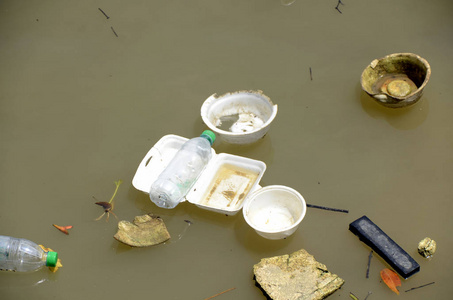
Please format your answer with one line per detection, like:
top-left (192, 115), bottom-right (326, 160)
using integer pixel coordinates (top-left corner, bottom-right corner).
top-left (53, 224), bottom-right (73, 235)
top-left (380, 268), bottom-right (401, 295)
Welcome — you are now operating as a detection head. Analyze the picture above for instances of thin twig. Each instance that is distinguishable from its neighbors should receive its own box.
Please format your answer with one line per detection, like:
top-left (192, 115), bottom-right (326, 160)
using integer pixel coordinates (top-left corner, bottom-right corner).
top-left (405, 282), bottom-right (435, 292)
top-left (111, 26), bottom-right (118, 37)
top-left (364, 291), bottom-right (372, 300)
top-left (366, 250), bottom-right (373, 278)
top-left (98, 8), bottom-right (110, 19)
top-left (309, 67), bottom-right (313, 81)
top-left (335, 0), bottom-right (344, 14)
top-left (306, 204), bottom-right (349, 213)
top-left (204, 287), bottom-right (236, 300)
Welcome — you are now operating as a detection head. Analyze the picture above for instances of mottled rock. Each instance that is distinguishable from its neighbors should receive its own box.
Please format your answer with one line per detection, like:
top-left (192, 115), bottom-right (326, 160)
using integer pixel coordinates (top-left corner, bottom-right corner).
top-left (114, 214), bottom-right (170, 247)
top-left (418, 237), bottom-right (437, 258)
top-left (253, 249), bottom-right (344, 300)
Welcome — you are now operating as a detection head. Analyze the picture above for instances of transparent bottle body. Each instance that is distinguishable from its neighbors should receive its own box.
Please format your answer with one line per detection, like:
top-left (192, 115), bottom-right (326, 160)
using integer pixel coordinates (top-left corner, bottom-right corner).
top-left (0, 236), bottom-right (48, 272)
top-left (149, 136), bottom-right (212, 208)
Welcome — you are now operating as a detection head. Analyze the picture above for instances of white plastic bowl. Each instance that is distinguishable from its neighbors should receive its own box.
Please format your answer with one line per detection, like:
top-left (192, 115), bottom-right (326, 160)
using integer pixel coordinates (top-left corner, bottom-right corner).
top-left (243, 185), bottom-right (306, 240)
top-left (201, 90), bottom-right (277, 145)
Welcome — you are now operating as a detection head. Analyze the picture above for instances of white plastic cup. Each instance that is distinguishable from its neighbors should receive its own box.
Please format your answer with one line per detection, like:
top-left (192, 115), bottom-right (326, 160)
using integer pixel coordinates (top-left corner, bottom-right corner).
top-left (243, 185), bottom-right (306, 240)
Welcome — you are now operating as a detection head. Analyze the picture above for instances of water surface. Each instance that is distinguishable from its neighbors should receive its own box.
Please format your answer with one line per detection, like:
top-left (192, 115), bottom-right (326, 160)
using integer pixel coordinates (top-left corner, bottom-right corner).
top-left (1, 0), bottom-right (452, 299)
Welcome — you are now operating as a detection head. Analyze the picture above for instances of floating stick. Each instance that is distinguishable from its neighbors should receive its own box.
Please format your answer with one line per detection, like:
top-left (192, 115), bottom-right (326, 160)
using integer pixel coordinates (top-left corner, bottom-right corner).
top-left (98, 8), bottom-right (110, 19)
top-left (111, 26), bottom-right (118, 37)
top-left (335, 0), bottom-right (344, 14)
top-left (405, 282), bottom-right (435, 292)
top-left (306, 204), bottom-right (349, 213)
top-left (204, 287), bottom-right (236, 300)
top-left (366, 250), bottom-right (373, 278)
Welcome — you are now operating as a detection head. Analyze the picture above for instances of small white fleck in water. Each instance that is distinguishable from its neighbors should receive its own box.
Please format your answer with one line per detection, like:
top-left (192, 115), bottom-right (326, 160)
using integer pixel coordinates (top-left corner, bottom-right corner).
top-left (281, 0), bottom-right (296, 6)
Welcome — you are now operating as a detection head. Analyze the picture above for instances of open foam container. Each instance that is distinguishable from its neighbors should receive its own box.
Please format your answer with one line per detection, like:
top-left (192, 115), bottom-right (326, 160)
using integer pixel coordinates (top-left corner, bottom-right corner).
top-left (132, 134), bottom-right (267, 215)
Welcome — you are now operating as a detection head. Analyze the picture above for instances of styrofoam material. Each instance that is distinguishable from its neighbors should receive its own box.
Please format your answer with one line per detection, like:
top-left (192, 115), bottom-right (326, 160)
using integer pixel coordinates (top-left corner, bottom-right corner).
top-left (243, 185), bottom-right (307, 240)
top-left (201, 90), bottom-right (278, 144)
top-left (132, 134), bottom-right (266, 215)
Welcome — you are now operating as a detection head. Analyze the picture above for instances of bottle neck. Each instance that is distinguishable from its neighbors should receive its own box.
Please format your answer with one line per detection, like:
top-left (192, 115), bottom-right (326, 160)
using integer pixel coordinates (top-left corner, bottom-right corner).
top-left (45, 251), bottom-right (58, 267)
top-left (200, 134), bottom-right (214, 145)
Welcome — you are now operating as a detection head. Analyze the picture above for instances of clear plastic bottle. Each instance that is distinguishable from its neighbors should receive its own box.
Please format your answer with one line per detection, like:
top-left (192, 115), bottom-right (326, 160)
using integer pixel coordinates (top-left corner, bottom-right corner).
top-left (149, 130), bottom-right (216, 209)
top-left (0, 235), bottom-right (58, 272)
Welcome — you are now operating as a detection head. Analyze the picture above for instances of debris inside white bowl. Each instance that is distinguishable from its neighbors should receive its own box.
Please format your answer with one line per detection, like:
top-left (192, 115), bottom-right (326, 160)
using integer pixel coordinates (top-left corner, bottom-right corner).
top-left (216, 112), bottom-right (264, 133)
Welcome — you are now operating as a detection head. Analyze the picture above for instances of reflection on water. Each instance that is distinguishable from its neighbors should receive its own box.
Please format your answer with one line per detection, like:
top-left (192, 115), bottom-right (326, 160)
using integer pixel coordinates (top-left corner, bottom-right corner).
top-left (281, 0), bottom-right (296, 6)
top-left (360, 86), bottom-right (429, 130)
top-left (0, 271), bottom-right (51, 289)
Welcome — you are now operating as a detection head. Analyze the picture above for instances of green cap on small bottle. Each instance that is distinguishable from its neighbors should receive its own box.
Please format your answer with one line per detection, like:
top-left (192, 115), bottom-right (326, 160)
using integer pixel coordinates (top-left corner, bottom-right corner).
top-left (46, 251), bottom-right (58, 267)
top-left (201, 130), bottom-right (216, 145)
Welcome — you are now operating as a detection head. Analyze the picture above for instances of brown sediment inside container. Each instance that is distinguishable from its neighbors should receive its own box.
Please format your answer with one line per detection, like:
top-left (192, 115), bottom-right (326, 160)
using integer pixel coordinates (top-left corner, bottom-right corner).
top-left (202, 163), bottom-right (259, 210)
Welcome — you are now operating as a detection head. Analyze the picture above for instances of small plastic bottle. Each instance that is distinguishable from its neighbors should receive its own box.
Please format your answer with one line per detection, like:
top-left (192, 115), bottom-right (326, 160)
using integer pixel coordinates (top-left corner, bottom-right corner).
top-left (0, 235), bottom-right (58, 272)
top-left (149, 130), bottom-right (216, 209)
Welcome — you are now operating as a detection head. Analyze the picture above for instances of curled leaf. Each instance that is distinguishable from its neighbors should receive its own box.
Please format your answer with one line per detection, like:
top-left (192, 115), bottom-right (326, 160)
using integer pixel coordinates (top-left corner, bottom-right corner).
top-left (380, 268), bottom-right (401, 295)
top-left (53, 224), bottom-right (73, 235)
top-left (39, 245), bottom-right (63, 272)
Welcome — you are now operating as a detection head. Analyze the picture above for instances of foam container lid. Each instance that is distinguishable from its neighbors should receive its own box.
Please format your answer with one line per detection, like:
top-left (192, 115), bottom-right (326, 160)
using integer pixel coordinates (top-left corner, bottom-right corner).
top-left (132, 134), bottom-right (267, 215)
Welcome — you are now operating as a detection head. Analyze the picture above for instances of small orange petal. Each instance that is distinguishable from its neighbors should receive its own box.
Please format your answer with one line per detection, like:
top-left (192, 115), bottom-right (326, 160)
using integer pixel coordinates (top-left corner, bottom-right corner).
top-left (53, 224), bottom-right (72, 235)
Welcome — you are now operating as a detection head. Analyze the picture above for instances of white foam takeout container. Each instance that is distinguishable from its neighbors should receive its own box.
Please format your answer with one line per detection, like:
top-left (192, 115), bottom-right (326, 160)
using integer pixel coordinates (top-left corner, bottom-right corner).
top-left (132, 134), bottom-right (307, 239)
top-left (132, 134), bottom-right (266, 215)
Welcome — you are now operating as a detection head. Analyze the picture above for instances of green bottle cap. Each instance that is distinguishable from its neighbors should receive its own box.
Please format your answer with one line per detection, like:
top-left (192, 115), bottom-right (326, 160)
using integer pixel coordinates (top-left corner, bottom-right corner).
top-left (201, 130), bottom-right (216, 145)
top-left (46, 251), bottom-right (58, 267)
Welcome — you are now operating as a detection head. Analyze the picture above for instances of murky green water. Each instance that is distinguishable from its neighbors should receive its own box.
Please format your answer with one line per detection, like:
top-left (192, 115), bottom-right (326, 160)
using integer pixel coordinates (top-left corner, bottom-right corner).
top-left (1, 0), bottom-right (452, 299)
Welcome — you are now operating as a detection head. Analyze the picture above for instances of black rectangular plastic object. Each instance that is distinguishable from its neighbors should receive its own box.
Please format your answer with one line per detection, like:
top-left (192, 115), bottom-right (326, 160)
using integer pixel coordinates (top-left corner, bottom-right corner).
top-left (349, 215), bottom-right (420, 279)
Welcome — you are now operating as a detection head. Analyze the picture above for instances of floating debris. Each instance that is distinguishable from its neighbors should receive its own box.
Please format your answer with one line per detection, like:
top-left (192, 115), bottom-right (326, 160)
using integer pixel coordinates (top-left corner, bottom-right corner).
top-left (38, 245), bottom-right (63, 272)
top-left (380, 268), bottom-right (401, 295)
top-left (98, 8), bottom-right (110, 19)
top-left (203, 287), bottom-right (236, 300)
top-left (94, 180), bottom-right (121, 222)
top-left (366, 250), bottom-right (373, 278)
top-left (335, 0), bottom-right (344, 14)
top-left (253, 249), bottom-right (344, 300)
top-left (114, 214), bottom-right (170, 247)
top-left (111, 26), bottom-right (118, 37)
top-left (349, 216), bottom-right (420, 279)
top-left (349, 292), bottom-right (359, 300)
top-left (307, 203), bottom-right (348, 213)
top-left (418, 237), bottom-right (436, 258)
top-left (405, 281), bottom-right (435, 293)
top-left (52, 224), bottom-right (73, 235)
